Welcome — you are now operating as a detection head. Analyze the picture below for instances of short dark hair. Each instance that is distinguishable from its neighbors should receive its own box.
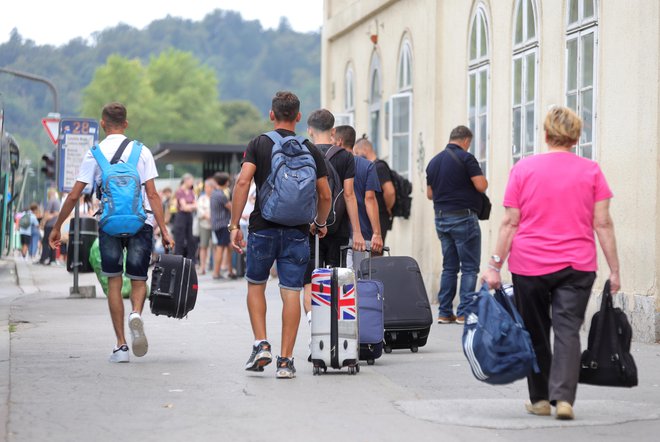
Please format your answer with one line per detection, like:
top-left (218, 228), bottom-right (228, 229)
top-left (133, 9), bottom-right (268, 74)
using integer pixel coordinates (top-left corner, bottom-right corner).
top-left (102, 102), bottom-right (127, 128)
top-left (271, 91), bottom-right (300, 122)
top-left (334, 125), bottom-right (356, 149)
top-left (214, 171), bottom-right (230, 187)
top-left (307, 109), bottom-right (335, 131)
top-left (449, 125), bottom-right (473, 142)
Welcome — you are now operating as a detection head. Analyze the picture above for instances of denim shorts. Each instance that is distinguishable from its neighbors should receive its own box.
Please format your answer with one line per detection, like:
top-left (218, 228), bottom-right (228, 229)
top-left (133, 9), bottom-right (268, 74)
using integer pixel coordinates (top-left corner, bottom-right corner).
top-left (99, 224), bottom-right (153, 280)
top-left (246, 228), bottom-right (310, 291)
top-left (214, 226), bottom-right (230, 246)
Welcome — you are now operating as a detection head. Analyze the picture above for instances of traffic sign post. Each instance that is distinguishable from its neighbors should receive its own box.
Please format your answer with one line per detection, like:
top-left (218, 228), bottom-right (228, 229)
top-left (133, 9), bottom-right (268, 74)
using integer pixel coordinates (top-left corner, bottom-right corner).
top-left (58, 117), bottom-right (99, 299)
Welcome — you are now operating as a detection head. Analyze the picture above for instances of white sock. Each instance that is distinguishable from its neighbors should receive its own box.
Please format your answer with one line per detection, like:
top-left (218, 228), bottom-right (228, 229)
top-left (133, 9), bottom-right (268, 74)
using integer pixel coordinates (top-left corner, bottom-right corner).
top-left (306, 311), bottom-right (312, 324)
top-left (254, 339), bottom-right (267, 347)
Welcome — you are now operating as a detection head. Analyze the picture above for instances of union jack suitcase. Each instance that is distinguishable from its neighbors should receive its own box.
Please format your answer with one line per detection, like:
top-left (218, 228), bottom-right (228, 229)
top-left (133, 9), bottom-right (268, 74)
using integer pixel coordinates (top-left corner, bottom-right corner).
top-left (310, 236), bottom-right (359, 375)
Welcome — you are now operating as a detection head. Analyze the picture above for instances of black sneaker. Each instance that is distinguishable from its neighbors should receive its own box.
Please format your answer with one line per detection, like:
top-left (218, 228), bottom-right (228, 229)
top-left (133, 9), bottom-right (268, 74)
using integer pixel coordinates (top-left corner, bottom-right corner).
top-left (276, 356), bottom-right (296, 379)
top-left (244, 341), bottom-right (273, 372)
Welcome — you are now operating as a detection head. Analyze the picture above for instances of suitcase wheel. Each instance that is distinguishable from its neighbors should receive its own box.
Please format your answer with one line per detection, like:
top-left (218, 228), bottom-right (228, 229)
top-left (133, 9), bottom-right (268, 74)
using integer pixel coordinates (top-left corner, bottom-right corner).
top-left (348, 365), bottom-right (358, 375)
top-left (367, 359), bottom-right (375, 366)
top-left (410, 346), bottom-right (419, 353)
top-left (313, 366), bottom-right (321, 376)
top-left (384, 345), bottom-right (392, 354)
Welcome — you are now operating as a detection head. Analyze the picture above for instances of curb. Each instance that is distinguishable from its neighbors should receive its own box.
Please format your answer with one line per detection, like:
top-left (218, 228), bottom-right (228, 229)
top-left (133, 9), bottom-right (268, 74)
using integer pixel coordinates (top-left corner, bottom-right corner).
top-left (0, 259), bottom-right (21, 441)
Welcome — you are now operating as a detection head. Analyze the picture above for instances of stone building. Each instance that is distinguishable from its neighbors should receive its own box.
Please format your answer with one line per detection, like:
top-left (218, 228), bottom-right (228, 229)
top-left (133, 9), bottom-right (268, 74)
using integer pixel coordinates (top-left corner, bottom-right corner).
top-left (321, 0), bottom-right (660, 342)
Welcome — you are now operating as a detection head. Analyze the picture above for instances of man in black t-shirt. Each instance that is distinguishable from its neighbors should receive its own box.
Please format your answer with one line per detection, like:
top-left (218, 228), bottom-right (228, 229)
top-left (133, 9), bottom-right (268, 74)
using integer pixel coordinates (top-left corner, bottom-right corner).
top-left (301, 109), bottom-right (365, 327)
top-left (354, 137), bottom-right (396, 243)
top-left (229, 91), bottom-right (331, 379)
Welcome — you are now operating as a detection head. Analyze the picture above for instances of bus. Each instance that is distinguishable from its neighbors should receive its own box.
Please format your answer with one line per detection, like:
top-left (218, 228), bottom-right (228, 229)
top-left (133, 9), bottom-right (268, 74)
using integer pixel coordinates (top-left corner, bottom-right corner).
top-left (0, 106), bottom-right (21, 256)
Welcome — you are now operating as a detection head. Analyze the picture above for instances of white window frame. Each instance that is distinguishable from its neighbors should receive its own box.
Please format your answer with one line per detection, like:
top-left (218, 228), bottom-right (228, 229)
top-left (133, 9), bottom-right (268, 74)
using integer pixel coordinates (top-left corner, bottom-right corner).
top-left (344, 65), bottom-right (355, 126)
top-left (334, 113), bottom-right (355, 128)
top-left (512, 0), bottom-right (539, 164)
top-left (389, 92), bottom-right (413, 179)
top-left (565, 0), bottom-right (598, 159)
top-left (468, 5), bottom-right (490, 178)
top-left (398, 40), bottom-right (413, 92)
top-left (369, 53), bottom-right (382, 156)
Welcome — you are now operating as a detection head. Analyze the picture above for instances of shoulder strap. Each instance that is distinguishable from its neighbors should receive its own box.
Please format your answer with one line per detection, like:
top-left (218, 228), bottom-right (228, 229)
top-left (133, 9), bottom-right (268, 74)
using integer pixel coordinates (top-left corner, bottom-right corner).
top-left (90, 144), bottom-right (111, 172)
top-left (325, 145), bottom-right (344, 161)
top-left (127, 140), bottom-right (143, 167)
top-left (295, 136), bottom-right (309, 149)
top-left (264, 131), bottom-right (283, 145)
top-left (110, 138), bottom-right (132, 165)
top-left (446, 147), bottom-right (467, 172)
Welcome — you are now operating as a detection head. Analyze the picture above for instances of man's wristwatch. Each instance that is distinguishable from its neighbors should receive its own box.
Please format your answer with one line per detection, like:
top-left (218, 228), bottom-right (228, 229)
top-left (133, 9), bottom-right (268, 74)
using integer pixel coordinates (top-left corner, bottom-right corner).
top-left (227, 223), bottom-right (240, 232)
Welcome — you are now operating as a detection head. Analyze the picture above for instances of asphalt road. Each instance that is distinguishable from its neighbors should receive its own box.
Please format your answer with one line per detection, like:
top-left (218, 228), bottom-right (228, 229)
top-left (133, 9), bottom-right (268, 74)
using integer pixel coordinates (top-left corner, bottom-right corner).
top-left (1, 257), bottom-right (659, 441)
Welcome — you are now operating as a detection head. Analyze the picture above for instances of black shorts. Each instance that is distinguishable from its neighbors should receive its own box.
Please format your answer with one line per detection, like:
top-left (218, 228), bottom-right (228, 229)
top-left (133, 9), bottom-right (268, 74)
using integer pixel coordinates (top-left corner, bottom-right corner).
top-left (303, 235), bottom-right (349, 285)
top-left (20, 234), bottom-right (31, 246)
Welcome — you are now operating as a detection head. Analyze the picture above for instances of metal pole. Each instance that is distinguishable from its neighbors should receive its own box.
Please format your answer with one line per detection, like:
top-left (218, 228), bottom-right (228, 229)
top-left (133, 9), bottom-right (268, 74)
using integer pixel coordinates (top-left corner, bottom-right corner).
top-left (72, 201), bottom-right (80, 294)
top-left (0, 67), bottom-right (59, 113)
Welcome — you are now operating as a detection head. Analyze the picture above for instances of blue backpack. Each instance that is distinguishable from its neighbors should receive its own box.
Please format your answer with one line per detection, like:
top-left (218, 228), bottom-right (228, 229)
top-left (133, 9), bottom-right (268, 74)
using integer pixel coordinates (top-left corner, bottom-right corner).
top-left (91, 139), bottom-right (147, 237)
top-left (462, 284), bottom-right (539, 385)
top-left (258, 131), bottom-right (317, 226)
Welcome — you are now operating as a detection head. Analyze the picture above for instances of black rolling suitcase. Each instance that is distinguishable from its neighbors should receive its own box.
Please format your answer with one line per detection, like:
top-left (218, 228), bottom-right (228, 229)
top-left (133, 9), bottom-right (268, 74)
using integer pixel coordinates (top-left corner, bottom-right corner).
top-left (150, 252), bottom-right (198, 318)
top-left (359, 256), bottom-right (432, 353)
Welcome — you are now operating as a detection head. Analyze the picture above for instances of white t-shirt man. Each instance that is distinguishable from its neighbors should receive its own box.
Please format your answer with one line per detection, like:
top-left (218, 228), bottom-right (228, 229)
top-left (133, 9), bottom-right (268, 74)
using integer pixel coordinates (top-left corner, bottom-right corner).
top-left (76, 134), bottom-right (158, 227)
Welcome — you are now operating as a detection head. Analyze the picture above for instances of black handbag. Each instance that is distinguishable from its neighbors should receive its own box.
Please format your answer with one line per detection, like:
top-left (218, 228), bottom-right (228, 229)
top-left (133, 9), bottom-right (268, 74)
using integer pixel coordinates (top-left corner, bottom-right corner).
top-left (579, 281), bottom-right (638, 387)
top-left (445, 147), bottom-right (491, 220)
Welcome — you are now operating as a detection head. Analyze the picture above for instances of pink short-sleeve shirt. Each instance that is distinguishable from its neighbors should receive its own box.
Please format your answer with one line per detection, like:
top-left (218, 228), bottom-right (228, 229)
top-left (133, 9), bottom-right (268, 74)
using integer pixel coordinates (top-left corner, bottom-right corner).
top-left (503, 152), bottom-right (613, 276)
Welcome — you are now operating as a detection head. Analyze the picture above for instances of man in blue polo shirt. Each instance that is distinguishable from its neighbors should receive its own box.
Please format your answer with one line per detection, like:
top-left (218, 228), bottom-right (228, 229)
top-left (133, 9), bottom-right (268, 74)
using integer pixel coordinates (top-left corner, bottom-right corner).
top-left (334, 125), bottom-right (383, 263)
top-left (426, 125), bottom-right (488, 325)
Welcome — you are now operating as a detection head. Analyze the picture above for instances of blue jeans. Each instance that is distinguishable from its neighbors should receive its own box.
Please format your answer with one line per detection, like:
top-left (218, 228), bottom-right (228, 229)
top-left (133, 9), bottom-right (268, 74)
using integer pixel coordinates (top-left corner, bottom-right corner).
top-left (435, 212), bottom-right (481, 318)
top-left (99, 224), bottom-right (153, 280)
top-left (246, 228), bottom-right (310, 291)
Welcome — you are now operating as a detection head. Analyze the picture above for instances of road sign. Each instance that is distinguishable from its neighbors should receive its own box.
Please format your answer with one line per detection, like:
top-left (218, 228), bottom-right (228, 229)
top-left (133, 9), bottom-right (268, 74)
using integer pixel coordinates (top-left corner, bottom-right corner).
top-left (58, 118), bottom-right (99, 194)
top-left (41, 118), bottom-right (60, 144)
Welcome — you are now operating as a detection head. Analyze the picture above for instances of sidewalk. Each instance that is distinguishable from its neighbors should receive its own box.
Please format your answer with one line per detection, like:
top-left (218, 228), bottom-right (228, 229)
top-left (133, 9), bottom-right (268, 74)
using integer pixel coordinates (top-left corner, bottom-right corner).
top-left (1, 256), bottom-right (659, 441)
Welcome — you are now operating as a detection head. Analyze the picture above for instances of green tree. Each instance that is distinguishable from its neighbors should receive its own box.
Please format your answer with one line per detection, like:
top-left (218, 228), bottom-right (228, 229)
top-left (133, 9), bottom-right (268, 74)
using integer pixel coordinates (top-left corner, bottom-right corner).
top-left (80, 55), bottom-right (160, 145)
top-left (81, 50), bottom-right (225, 147)
top-left (220, 100), bottom-right (271, 143)
top-left (147, 49), bottom-right (225, 143)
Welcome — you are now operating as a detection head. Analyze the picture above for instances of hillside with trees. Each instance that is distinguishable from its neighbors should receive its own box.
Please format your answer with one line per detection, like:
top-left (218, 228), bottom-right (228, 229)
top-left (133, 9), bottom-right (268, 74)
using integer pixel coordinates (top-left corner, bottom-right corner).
top-left (0, 10), bottom-right (320, 165)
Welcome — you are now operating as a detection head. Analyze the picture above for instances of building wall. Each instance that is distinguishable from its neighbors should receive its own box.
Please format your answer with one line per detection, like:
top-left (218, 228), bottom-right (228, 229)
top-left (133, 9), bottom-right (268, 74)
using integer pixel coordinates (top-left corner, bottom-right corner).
top-left (323, 0), bottom-right (660, 342)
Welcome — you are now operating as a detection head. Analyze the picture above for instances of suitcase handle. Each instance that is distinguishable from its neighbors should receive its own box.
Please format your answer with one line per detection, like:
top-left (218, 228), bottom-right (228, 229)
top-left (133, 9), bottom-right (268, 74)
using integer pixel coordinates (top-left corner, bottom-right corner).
top-left (339, 244), bottom-right (390, 277)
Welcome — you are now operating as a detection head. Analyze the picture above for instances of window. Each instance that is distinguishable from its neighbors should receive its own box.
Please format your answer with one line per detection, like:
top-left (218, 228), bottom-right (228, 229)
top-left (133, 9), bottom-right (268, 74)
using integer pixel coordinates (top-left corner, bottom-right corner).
top-left (512, 0), bottom-right (538, 163)
top-left (398, 40), bottom-right (413, 91)
top-left (335, 64), bottom-right (355, 127)
top-left (369, 53), bottom-right (382, 155)
top-left (566, 0), bottom-right (597, 159)
top-left (390, 38), bottom-right (413, 177)
top-left (468, 5), bottom-right (490, 176)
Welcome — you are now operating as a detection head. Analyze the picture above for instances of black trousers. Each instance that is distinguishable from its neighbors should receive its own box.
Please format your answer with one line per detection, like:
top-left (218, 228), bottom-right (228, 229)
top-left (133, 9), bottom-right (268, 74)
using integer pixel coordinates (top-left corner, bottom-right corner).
top-left (40, 225), bottom-right (57, 264)
top-left (173, 212), bottom-right (196, 259)
top-left (512, 267), bottom-right (596, 405)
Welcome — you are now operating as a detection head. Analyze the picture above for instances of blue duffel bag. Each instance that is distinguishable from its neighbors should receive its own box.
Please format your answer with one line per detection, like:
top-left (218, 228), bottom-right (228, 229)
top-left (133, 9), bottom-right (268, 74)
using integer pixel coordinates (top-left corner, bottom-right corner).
top-left (462, 284), bottom-right (539, 385)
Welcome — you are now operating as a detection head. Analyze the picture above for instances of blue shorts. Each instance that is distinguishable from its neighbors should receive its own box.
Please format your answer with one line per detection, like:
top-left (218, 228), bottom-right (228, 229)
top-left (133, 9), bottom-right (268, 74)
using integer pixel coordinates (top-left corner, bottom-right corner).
top-left (214, 227), bottom-right (230, 246)
top-left (99, 224), bottom-right (153, 280)
top-left (246, 228), bottom-right (309, 291)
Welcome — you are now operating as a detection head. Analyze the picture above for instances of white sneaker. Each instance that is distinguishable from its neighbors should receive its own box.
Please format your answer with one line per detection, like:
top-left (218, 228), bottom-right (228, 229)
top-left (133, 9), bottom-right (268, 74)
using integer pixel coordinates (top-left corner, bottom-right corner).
top-left (109, 344), bottom-right (129, 363)
top-left (128, 312), bottom-right (148, 357)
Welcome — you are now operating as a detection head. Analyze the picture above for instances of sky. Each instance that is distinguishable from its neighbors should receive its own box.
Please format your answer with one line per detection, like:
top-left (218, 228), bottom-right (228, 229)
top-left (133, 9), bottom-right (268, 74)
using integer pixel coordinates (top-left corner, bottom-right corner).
top-left (0, 0), bottom-right (323, 46)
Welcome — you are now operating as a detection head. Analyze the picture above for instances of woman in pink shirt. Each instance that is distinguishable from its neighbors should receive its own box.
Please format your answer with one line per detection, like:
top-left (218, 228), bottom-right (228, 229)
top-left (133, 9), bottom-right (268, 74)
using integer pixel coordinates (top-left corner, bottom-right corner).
top-left (483, 106), bottom-right (620, 421)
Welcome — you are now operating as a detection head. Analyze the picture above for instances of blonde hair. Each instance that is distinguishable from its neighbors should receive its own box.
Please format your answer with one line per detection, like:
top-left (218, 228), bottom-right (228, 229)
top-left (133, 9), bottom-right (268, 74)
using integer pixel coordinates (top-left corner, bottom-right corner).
top-left (544, 106), bottom-right (582, 147)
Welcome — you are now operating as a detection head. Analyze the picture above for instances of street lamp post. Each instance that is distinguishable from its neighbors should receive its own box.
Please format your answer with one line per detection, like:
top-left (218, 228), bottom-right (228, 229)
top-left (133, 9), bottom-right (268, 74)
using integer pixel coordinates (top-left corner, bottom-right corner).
top-left (166, 164), bottom-right (174, 181)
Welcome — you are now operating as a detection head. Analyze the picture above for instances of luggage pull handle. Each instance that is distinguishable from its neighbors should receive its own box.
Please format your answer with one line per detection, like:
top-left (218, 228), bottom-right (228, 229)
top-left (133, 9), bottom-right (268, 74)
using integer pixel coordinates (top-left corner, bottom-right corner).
top-left (339, 244), bottom-right (389, 278)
